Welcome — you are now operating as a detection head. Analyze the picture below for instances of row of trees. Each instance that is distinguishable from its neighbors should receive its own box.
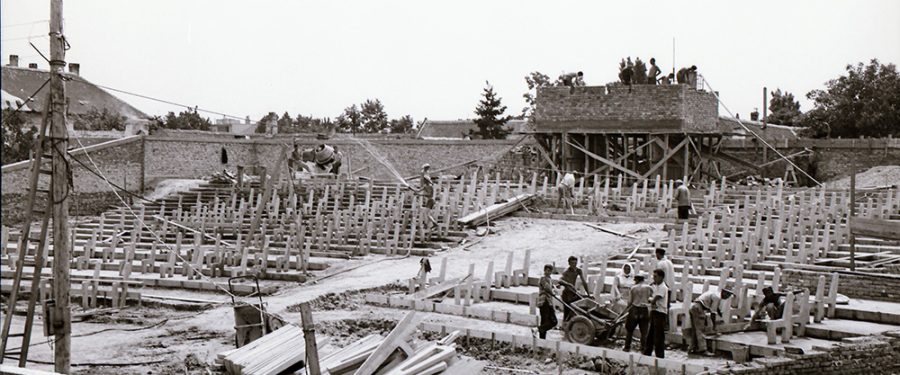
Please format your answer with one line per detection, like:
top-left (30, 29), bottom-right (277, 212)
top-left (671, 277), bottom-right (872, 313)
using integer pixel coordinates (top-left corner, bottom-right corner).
top-left (253, 99), bottom-right (416, 135)
top-left (762, 59), bottom-right (899, 138)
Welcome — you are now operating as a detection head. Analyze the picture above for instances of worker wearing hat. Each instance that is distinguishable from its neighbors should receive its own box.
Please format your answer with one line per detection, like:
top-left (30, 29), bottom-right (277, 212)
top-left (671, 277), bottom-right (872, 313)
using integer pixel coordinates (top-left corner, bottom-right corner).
top-left (687, 288), bottom-right (734, 355)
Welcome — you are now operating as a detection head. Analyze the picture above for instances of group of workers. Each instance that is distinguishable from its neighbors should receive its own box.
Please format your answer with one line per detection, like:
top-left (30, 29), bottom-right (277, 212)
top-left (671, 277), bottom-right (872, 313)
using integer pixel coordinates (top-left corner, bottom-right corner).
top-left (536, 248), bottom-right (800, 358)
top-left (558, 60), bottom-right (700, 89)
top-left (557, 173), bottom-right (695, 221)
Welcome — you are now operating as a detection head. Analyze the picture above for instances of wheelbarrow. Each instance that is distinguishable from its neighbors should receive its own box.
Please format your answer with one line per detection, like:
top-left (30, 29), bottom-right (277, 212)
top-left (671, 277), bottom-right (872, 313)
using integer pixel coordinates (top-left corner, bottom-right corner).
top-left (555, 280), bottom-right (629, 345)
top-left (229, 275), bottom-right (274, 348)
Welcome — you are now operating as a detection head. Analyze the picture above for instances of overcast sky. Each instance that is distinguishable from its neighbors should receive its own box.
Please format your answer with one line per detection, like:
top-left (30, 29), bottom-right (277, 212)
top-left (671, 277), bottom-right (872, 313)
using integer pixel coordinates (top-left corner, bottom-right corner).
top-left (2, 0), bottom-right (899, 123)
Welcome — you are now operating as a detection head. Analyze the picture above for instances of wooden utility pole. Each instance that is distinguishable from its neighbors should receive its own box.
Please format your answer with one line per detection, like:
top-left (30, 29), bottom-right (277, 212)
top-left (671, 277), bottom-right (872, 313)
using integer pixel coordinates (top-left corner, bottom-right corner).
top-left (49, 0), bottom-right (72, 371)
top-left (298, 303), bottom-right (321, 375)
top-left (849, 164), bottom-right (857, 271)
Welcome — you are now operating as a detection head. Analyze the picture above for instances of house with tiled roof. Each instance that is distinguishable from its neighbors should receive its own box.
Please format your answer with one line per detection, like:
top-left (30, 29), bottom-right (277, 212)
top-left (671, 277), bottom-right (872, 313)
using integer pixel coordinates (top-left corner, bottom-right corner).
top-left (1, 54), bottom-right (150, 133)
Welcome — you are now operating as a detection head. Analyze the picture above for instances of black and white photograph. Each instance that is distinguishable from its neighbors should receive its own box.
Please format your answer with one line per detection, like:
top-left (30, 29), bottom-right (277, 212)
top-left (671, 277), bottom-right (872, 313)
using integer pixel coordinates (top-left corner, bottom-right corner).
top-left (1, 1), bottom-right (899, 374)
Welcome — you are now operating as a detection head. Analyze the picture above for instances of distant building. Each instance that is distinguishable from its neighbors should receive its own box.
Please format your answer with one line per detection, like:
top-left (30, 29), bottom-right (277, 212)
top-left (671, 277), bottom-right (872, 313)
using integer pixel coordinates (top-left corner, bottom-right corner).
top-left (212, 116), bottom-right (256, 135)
top-left (417, 119), bottom-right (528, 140)
top-left (1, 54), bottom-right (150, 134)
top-left (718, 116), bottom-right (803, 141)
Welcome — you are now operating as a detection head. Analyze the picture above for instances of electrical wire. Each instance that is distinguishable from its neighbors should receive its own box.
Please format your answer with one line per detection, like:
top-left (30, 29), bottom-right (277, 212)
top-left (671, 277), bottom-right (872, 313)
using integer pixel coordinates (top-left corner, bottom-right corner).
top-left (699, 74), bottom-right (822, 186)
top-left (1, 20), bottom-right (49, 28)
top-left (65, 76), bottom-right (247, 121)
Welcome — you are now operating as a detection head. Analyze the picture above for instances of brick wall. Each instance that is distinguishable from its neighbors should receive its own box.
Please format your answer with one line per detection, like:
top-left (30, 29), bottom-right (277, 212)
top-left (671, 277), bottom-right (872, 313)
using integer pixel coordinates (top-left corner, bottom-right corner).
top-left (718, 138), bottom-right (900, 184)
top-left (709, 332), bottom-right (900, 374)
top-left (781, 269), bottom-right (900, 303)
top-left (143, 136), bottom-right (519, 184)
top-left (534, 84), bottom-right (718, 133)
top-left (1, 136), bottom-right (144, 226)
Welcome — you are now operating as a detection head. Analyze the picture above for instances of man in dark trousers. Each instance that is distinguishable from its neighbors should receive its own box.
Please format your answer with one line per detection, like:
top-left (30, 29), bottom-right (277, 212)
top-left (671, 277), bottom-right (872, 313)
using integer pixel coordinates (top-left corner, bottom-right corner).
top-left (623, 274), bottom-right (652, 352)
top-left (746, 287), bottom-right (805, 328)
top-left (561, 256), bottom-right (591, 324)
top-left (674, 179), bottom-right (692, 221)
top-left (536, 264), bottom-right (558, 339)
top-left (643, 269), bottom-right (669, 358)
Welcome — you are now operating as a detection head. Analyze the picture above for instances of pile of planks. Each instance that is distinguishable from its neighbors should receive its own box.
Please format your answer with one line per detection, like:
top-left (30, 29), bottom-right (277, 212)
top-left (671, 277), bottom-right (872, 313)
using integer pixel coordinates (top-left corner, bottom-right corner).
top-left (219, 324), bottom-right (326, 375)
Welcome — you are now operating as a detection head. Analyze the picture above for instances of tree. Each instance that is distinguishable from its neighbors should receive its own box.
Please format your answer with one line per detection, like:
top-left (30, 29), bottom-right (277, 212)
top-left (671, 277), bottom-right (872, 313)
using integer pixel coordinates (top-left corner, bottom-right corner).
top-left (472, 81), bottom-right (512, 139)
top-left (360, 99), bottom-right (388, 133)
top-left (764, 89), bottom-right (802, 126)
top-left (522, 71), bottom-right (553, 120)
top-left (277, 111), bottom-right (293, 132)
top-left (801, 59), bottom-right (900, 138)
top-left (255, 112), bottom-right (279, 133)
top-left (389, 115), bottom-right (414, 134)
top-left (73, 107), bottom-right (127, 131)
top-left (150, 108), bottom-right (212, 132)
top-left (1, 108), bottom-right (37, 164)
top-left (335, 104), bottom-right (362, 133)
top-left (633, 57), bottom-right (648, 84)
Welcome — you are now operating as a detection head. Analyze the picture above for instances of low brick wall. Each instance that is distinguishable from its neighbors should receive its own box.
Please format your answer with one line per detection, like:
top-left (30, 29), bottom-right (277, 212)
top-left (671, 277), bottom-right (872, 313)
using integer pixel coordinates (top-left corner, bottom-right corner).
top-left (708, 332), bottom-right (900, 374)
top-left (781, 268), bottom-right (900, 303)
top-left (143, 136), bottom-right (518, 184)
top-left (1, 136), bottom-right (145, 227)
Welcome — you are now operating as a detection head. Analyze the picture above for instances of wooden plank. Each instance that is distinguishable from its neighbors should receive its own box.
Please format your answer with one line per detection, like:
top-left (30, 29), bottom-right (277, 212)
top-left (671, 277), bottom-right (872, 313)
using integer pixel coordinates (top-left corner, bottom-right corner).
top-left (456, 194), bottom-right (534, 227)
top-left (355, 311), bottom-right (422, 375)
top-left (850, 217), bottom-right (900, 240)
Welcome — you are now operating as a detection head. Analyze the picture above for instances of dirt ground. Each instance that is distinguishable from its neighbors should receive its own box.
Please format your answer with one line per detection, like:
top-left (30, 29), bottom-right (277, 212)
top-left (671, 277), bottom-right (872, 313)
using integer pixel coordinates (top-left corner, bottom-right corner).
top-left (9, 217), bottom-right (689, 374)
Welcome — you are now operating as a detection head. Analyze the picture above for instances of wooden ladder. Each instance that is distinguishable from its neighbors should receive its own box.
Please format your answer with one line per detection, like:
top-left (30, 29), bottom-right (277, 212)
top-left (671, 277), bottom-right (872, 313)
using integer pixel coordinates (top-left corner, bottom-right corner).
top-left (0, 98), bottom-right (56, 366)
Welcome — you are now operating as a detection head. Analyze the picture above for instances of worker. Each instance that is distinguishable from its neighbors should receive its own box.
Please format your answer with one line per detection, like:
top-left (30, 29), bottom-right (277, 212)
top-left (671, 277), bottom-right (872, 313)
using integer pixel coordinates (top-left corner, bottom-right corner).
top-left (561, 255), bottom-right (591, 322)
top-left (535, 264), bottom-right (559, 339)
top-left (611, 263), bottom-right (635, 307)
top-left (331, 146), bottom-right (343, 175)
top-left (415, 257), bottom-right (431, 291)
top-left (687, 289), bottom-right (734, 354)
top-left (686, 65), bottom-right (698, 88)
top-left (561, 256), bottom-right (590, 323)
top-left (643, 269), bottom-right (669, 358)
top-left (674, 179), bottom-right (692, 221)
top-left (648, 58), bottom-right (661, 85)
top-left (659, 73), bottom-right (674, 85)
top-left (653, 248), bottom-right (675, 297)
top-left (623, 274), bottom-right (652, 352)
top-left (746, 287), bottom-right (805, 327)
top-left (557, 171), bottom-right (576, 212)
top-left (418, 164), bottom-right (438, 230)
top-left (559, 71), bottom-right (585, 87)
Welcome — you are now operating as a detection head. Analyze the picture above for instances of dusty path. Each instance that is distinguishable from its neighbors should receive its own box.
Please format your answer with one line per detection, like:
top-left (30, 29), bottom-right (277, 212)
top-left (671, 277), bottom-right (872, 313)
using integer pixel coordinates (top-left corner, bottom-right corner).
top-left (12, 218), bottom-right (662, 374)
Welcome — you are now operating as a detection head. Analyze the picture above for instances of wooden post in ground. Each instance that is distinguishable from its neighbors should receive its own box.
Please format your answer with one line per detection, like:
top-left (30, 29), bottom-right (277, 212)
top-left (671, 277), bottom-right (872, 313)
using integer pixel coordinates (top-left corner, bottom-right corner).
top-left (849, 165), bottom-right (856, 271)
top-left (298, 302), bottom-right (321, 375)
top-left (49, 0), bottom-right (71, 370)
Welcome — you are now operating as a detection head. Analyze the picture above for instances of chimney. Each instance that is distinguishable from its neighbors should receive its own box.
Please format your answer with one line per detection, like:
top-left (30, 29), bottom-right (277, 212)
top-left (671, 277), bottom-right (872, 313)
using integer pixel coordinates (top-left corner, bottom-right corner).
top-left (8, 55), bottom-right (18, 67)
top-left (28, 63), bottom-right (38, 69)
top-left (69, 63), bottom-right (80, 75)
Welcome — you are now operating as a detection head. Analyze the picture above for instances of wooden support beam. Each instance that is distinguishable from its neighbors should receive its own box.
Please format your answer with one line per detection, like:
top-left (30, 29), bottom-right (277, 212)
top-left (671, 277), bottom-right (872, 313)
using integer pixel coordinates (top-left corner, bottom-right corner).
top-left (565, 139), bottom-right (642, 179)
top-left (355, 311), bottom-right (422, 375)
top-left (642, 138), bottom-right (688, 179)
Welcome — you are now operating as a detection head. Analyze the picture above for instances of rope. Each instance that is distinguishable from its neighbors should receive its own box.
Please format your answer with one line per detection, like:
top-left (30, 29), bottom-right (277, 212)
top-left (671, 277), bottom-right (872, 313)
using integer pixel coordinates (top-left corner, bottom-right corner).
top-left (699, 74), bottom-right (822, 186)
top-left (66, 76), bottom-right (246, 121)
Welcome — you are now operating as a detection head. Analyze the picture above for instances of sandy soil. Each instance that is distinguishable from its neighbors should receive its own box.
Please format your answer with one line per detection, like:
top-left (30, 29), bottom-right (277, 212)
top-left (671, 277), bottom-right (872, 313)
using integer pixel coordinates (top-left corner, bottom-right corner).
top-left (824, 165), bottom-right (900, 189)
top-left (10, 217), bottom-right (719, 374)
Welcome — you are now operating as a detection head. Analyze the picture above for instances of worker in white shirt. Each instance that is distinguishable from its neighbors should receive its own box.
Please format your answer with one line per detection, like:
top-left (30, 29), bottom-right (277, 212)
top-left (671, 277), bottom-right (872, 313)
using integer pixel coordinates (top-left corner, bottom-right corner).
top-left (653, 248), bottom-right (675, 325)
top-left (687, 289), bottom-right (734, 354)
top-left (557, 171), bottom-right (576, 213)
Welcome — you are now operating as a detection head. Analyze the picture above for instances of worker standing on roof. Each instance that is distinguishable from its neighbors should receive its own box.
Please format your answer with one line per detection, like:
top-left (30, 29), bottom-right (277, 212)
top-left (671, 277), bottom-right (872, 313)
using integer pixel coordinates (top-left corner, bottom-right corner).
top-left (648, 58), bottom-right (661, 85)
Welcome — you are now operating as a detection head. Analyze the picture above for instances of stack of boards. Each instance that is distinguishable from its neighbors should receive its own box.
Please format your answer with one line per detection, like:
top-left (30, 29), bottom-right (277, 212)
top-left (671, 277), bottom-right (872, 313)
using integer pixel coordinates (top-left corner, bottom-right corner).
top-left (218, 322), bottom-right (473, 375)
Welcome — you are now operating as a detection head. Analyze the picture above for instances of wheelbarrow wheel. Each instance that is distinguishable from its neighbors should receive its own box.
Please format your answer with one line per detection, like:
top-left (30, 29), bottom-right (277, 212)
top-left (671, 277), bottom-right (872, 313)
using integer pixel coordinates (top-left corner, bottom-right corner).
top-left (566, 316), bottom-right (597, 345)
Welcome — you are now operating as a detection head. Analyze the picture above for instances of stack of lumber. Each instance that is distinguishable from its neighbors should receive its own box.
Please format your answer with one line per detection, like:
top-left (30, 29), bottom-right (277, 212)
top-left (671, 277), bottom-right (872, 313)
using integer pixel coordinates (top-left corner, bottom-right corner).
top-left (219, 324), bottom-right (326, 375)
top-left (457, 193), bottom-right (534, 227)
top-left (319, 312), bottom-right (460, 375)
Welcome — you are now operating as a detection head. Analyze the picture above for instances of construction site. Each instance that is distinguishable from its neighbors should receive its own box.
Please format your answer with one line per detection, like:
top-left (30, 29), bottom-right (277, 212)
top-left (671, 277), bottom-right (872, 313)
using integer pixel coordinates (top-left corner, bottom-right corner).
top-left (3, 2), bottom-right (900, 375)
